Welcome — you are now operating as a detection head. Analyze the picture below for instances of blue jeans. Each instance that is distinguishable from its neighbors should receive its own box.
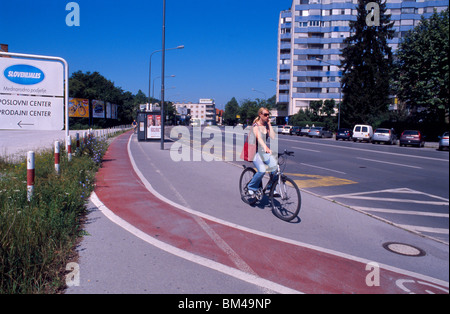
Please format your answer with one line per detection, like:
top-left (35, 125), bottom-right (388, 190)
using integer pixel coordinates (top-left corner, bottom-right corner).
top-left (247, 152), bottom-right (277, 192)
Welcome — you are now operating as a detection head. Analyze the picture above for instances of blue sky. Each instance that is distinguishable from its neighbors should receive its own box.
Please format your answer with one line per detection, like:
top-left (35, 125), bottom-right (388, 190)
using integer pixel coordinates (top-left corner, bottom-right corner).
top-left (0, 0), bottom-right (290, 108)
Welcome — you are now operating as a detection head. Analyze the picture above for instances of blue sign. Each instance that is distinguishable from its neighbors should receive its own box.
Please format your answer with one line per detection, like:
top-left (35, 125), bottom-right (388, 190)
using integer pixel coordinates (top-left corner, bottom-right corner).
top-left (4, 64), bottom-right (45, 85)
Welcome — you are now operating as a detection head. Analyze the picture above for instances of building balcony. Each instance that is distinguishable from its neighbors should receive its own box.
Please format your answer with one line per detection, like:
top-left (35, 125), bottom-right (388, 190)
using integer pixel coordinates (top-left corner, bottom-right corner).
top-left (278, 95), bottom-right (290, 103)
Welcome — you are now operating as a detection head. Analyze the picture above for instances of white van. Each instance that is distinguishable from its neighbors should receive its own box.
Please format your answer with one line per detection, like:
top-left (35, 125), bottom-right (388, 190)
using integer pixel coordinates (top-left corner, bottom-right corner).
top-left (352, 125), bottom-right (373, 142)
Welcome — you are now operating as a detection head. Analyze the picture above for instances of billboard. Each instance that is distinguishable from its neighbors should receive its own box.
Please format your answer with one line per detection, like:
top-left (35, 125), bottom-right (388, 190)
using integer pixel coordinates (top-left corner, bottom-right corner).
top-left (147, 114), bottom-right (161, 139)
top-left (92, 99), bottom-right (105, 118)
top-left (0, 57), bottom-right (64, 130)
top-left (69, 98), bottom-right (89, 118)
top-left (0, 58), bottom-right (64, 97)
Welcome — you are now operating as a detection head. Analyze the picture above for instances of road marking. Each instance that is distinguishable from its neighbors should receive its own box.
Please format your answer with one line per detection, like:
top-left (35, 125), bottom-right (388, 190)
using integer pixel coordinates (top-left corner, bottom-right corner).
top-left (353, 207), bottom-right (449, 218)
top-left (357, 157), bottom-right (422, 169)
top-left (279, 138), bottom-right (448, 162)
top-left (299, 162), bottom-right (347, 175)
top-left (135, 140), bottom-right (266, 291)
top-left (292, 146), bottom-right (321, 153)
top-left (330, 196), bottom-right (448, 206)
top-left (397, 225), bottom-right (449, 235)
top-left (91, 193), bottom-right (299, 294)
top-left (123, 134), bottom-right (449, 291)
top-left (285, 173), bottom-right (357, 188)
top-left (327, 188), bottom-right (450, 204)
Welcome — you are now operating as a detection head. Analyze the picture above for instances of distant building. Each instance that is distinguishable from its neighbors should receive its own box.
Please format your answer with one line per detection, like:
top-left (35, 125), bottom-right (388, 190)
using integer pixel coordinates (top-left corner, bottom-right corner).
top-left (276, 0), bottom-right (449, 116)
top-left (174, 99), bottom-right (216, 125)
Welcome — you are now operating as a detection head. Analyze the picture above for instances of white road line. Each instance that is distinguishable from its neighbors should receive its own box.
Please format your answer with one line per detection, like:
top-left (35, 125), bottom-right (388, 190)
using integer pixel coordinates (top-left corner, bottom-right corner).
top-left (123, 134), bottom-right (449, 289)
top-left (354, 207), bottom-right (449, 218)
top-left (299, 162), bottom-right (347, 175)
top-left (357, 157), bottom-right (422, 169)
top-left (90, 193), bottom-right (299, 294)
top-left (327, 188), bottom-right (450, 203)
top-left (397, 225), bottom-right (449, 235)
top-left (279, 138), bottom-right (448, 162)
top-left (330, 195), bottom-right (448, 206)
top-left (136, 135), bottom-right (265, 291)
top-left (292, 146), bottom-right (321, 153)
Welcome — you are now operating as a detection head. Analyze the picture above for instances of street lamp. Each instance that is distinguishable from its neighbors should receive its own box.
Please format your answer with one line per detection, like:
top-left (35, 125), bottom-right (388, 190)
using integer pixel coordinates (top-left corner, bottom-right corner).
top-left (252, 88), bottom-right (266, 99)
top-left (316, 58), bottom-right (342, 130)
top-left (152, 75), bottom-right (175, 98)
top-left (148, 45), bottom-right (183, 106)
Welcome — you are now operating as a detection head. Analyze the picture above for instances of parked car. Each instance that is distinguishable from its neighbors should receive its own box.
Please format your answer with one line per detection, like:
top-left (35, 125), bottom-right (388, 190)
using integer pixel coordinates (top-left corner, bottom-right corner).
top-left (352, 124), bottom-right (373, 142)
top-left (308, 127), bottom-right (333, 138)
top-left (336, 128), bottom-right (353, 141)
top-left (438, 131), bottom-right (449, 151)
top-left (300, 126), bottom-right (311, 136)
top-left (275, 125), bottom-right (284, 134)
top-left (281, 125), bottom-right (293, 135)
top-left (372, 128), bottom-right (397, 145)
top-left (291, 126), bottom-right (301, 135)
top-left (399, 130), bottom-right (425, 147)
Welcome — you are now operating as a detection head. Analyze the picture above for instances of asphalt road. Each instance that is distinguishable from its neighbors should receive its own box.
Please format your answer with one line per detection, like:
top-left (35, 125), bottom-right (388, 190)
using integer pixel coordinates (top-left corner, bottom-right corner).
top-left (274, 133), bottom-right (449, 244)
top-left (126, 130), bottom-right (448, 291)
top-left (168, 125), bottom-right (449, 244)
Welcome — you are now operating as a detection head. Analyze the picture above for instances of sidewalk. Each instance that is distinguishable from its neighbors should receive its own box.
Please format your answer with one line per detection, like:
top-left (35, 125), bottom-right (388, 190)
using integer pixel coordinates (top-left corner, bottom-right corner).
top-left (66, 131), bottom-right (449, 294)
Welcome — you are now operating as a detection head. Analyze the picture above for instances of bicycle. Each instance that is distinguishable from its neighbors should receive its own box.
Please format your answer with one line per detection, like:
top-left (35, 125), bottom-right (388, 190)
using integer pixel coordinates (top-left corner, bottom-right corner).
top-left (68, 99), bottom-right (87, 117)
top-left (239, 150), bottom-right (301, 222)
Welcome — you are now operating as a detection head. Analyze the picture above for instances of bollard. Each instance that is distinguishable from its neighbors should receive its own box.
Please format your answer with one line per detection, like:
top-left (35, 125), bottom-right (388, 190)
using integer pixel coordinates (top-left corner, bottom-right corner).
top-left (55, 141), bottom-right (60, 174)
top-left (76, 132), bottom-right (80, 154)
top-left (67, 135), bottom-right (72, 162)
top-left (27, 151), bottom-right (35, 202)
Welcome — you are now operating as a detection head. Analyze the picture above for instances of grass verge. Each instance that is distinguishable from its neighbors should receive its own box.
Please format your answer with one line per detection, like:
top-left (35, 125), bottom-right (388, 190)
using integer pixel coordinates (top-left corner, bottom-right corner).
top-left (0, 133), bottom-right (111, 293)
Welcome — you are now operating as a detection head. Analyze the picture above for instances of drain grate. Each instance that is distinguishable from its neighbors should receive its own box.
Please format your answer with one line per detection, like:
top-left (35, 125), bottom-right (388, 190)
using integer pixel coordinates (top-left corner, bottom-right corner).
top-left (382, 242), bottom-right (426, 257)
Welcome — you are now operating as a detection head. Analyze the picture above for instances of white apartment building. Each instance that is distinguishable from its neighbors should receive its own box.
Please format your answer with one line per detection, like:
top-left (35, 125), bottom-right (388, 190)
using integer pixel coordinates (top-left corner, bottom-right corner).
top-left (276, 0), bottom-right (449, 116)
top-left (174, 99), bottom-right (216, 125)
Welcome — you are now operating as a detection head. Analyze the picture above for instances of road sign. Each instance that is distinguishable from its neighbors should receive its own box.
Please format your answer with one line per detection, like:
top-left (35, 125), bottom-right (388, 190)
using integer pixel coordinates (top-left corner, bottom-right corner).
top-left (0, 94), bottom-right (64, 130)
top-left (0, 54), bottom-right (65, 131)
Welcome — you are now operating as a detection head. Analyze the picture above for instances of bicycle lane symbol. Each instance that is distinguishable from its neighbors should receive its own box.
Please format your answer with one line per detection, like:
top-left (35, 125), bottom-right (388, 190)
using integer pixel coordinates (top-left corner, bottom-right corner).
top-left (396, 279), bottom-right (449, 294)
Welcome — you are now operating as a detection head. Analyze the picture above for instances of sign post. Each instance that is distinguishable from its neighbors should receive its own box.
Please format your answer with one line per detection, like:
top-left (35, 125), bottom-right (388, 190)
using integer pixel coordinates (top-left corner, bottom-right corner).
top-left (0, 51), bottom-right (69, 137)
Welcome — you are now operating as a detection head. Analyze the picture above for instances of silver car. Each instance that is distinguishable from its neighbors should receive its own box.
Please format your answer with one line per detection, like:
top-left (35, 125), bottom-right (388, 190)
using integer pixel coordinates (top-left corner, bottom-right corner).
top-left (372, 128), bottom-right (397, 145)
top-left (300, 126), bottom-right (311, 136)
top-left (438, 132), bottom-right (449, 151)
top-left (308, 127), bottom-right (333, 138)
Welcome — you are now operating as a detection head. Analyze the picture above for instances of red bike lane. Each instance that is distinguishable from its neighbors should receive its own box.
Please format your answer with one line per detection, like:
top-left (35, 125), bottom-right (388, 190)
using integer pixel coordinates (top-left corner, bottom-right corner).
top-left (93, 132), bottom-right (449, 294)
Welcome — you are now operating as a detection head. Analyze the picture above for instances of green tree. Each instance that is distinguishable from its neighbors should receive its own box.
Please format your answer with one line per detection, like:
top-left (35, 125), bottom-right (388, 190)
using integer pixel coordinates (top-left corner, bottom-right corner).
top-left (340, 0), bottom-right (395, 127)
top-left (239, 99), bottom-right (260, 125)
top-left (267, 95), bottom-right (276, 109)
top-left (69, 71), bottom-right (154, 126)
top-left (223, 97), bottom-right (240, 125)
top-left (393, 9), bottom-right (449, 126)
top-left (309, 100), bottom-right (323, 117)
top-left (322, 99), bottom-right (336, 117)
top-left (69, 71), bottom-right (123, 103)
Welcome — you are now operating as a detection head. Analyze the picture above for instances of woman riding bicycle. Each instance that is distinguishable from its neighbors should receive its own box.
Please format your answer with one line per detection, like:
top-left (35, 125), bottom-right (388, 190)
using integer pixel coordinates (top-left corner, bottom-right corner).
top-left (247, 107), bottom-right (277, 196)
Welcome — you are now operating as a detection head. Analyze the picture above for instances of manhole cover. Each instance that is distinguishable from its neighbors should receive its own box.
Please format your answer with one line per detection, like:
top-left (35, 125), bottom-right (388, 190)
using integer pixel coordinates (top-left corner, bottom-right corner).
top-left (382, 242), bottom-right (426, 257)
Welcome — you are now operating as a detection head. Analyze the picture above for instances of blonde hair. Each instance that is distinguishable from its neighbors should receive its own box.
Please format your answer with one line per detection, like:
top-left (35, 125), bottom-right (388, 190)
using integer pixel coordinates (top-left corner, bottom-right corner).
top-left (253, 107), bottom-right (270, 124)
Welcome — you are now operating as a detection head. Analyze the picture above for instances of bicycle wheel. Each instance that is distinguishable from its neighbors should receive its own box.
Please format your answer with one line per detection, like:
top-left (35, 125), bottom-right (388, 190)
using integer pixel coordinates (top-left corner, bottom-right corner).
top-left (78, 106), bottom-right (87, 117)
top-left (239, 167), bottom-right (257, 205)
top-left (270, 176), bottom-right (301, 222)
